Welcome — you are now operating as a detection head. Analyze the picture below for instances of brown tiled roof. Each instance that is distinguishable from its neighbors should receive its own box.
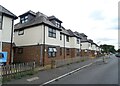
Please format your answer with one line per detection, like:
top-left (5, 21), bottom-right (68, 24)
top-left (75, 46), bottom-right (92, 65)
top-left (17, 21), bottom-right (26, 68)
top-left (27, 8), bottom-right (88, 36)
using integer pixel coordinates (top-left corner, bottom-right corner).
top-left (14, 12), bottom-right (61, 31)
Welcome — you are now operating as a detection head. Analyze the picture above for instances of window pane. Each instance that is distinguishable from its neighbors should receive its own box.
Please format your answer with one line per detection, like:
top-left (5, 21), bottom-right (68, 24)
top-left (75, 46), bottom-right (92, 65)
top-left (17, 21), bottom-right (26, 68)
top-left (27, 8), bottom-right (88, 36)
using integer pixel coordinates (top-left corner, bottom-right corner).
top-left (48, 28), bottom-right (56, 38)
top-left (25, 19), bottom-right (28, 22)
top-left (48, 48), bottom-right (53, 52)
top-left (21, 20), bottom-right (25, 23)
top-left (48, 28), bottom-right (52, 32)
top-left (49, 32), bottom-right (52, 37)
top-left (53, 33), bottom-right (56, 38)
top-left (21, 18), bottom-right (24, 20)
top-left (52, 52), bottom-right (55, 57)
top-left (53, 48), bottom-right (57, 52)
top-left (53, 29), bottom-right (56, 33)
top-left (25, 16), bottom-right (28, 19)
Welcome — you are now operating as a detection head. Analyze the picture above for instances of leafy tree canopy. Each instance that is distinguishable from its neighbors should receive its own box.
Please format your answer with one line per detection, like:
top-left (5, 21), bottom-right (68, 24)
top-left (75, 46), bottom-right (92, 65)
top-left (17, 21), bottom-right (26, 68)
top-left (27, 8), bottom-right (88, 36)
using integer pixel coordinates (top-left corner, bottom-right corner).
top-left (100, 44), bottom-right (116, 54)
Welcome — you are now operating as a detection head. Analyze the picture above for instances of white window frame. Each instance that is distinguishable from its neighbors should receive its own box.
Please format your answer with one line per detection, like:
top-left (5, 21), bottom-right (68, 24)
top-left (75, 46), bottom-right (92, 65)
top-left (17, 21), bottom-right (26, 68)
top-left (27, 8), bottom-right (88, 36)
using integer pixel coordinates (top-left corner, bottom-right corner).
top-left (48, 47), bottom-right (57, 57)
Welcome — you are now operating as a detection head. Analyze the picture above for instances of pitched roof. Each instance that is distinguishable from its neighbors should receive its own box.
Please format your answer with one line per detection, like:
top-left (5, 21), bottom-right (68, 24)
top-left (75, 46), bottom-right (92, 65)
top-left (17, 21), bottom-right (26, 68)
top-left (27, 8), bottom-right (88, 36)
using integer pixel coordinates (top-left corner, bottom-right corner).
top-left (79, 33), bottom-right (88, 37)
top-left (67, 29), bottom-right (80, 38)
top-left (14, 11), bottom-right (61, 31)
top-left (74, 31), bottom-right (83, 38)
top-left (0, 5), bottom-right (17, 19)
top-left (19, 10), bottom-right (36, 17)
top-left (48, 15), bottom-right (62, 23)
top-left (88, 39), bottom-right (93, 43)
top-left (60, 26), bottom-right (70, 35)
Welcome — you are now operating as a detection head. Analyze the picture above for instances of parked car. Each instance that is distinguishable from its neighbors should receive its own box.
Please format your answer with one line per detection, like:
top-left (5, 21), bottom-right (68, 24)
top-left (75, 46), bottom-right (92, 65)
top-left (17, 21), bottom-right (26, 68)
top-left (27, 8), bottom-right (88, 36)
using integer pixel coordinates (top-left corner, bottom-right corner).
top-left (115, 53), bottom-right (120, 57)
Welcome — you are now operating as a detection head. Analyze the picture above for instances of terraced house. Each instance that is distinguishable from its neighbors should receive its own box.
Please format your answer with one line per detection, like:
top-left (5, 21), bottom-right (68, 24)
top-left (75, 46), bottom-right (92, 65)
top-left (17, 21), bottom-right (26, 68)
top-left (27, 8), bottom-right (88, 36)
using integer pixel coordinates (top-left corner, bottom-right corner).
top-left (13, 10), bottom-right (81, 65)
top-left (0, 5), bottom-right (17, 64)
top-left (74, 32), bottom-right (101, 58)
top-left (13, 10), bottom-right (101, 65)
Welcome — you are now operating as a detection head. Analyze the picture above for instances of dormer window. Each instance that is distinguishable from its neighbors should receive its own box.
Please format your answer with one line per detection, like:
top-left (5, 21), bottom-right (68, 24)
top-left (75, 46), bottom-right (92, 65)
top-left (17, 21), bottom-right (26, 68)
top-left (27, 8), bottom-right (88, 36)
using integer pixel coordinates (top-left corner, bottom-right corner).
top-left (55, 21), bottom-right (60, 28)
top-left (20, 15), bottom-right (28, 23)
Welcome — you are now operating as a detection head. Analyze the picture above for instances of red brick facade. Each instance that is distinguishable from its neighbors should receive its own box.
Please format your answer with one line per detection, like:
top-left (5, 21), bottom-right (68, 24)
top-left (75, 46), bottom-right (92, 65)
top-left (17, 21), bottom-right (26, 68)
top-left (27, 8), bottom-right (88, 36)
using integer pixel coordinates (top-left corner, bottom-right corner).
top-left (13, 45), bottom-right (81, 66)
top-left (2, 42), bottom-right (11, 64)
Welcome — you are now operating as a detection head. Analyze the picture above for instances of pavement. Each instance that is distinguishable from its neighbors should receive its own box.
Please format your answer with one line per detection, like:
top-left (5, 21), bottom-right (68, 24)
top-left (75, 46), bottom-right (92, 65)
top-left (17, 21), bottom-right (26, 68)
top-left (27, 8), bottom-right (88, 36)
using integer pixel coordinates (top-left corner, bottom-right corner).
top-left (51, 55), bottom-right (118, 84)
top-left (4, 56), bottom-right (106, 85)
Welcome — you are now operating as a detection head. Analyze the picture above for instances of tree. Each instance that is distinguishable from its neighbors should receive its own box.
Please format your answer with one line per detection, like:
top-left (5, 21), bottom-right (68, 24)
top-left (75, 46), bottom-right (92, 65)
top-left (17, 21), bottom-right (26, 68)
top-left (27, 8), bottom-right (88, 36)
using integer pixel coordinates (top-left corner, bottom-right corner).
top-left (100, 44), bottom-right (116, 54)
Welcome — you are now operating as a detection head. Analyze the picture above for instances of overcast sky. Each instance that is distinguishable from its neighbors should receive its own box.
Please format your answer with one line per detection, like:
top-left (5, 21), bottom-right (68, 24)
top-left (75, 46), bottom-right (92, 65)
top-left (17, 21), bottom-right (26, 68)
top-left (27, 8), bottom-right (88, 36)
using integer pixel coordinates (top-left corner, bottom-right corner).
top-left (1, 0), bottom-right (119, 50)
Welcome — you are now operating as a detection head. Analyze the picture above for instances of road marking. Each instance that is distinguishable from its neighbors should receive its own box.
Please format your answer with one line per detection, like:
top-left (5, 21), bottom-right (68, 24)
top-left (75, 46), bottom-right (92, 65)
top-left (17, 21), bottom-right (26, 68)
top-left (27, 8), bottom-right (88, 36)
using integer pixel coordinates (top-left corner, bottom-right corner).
top-left (27, 77), bottom-right (39, 82)
top-left (40, 63), bottom-right (93, 86)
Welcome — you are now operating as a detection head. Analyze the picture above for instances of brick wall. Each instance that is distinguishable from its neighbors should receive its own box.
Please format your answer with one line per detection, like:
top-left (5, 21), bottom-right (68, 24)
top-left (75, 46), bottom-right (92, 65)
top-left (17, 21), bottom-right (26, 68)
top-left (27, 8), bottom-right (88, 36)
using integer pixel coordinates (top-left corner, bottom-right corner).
top-left (2, 42), bottom-right (11, 64)
top-left (13, 45), bottom-right (41, 65)
top-left (14, 44), bottom-right (83, 66)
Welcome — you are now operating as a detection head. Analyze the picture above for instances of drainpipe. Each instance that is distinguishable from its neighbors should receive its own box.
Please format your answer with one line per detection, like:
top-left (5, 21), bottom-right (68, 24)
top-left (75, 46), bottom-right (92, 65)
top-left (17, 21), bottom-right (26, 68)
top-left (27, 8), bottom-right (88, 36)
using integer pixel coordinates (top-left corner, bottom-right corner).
top-left (43, 25), bottom-right (45, 66)
top-left (64, 34), bottom-right (65, 59)
top-left (10, 19), bottom-right (14, 64)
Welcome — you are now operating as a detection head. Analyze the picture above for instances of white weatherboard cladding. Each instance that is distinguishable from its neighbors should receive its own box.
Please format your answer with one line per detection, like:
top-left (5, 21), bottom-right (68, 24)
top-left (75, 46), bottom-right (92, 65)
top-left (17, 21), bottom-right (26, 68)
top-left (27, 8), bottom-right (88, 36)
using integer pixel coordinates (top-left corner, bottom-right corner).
top-left (14, 25), bottom-right (43, 46)
top-left (2, 16), bottom-right (12, 43)
top-left (65, 35), bottom-right (70, 48)
top-left (45, 26), bottom-right (61, 46)
top-left (91, 44), bottom-right (96, 50)
top-left (59, 34), bottom-right (64, 47)
top-left (81, 42), bottom-right (91, 50)
top-left (70, 37), bottom-right (80, 48)
top-left (96, 47), bottom-right (99, 51)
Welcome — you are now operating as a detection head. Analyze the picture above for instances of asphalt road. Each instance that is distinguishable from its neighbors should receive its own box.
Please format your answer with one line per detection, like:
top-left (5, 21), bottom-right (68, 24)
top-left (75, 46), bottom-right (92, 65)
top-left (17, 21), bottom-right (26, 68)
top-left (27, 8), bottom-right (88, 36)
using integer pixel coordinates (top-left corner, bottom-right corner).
top-left (51, 55), bottom-right (118, 84)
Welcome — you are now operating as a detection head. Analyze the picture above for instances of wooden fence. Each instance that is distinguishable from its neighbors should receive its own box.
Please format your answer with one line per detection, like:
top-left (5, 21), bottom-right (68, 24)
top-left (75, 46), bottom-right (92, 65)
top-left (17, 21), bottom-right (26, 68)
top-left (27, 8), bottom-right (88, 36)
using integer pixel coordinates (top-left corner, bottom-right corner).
top-left (54, 57), bottom-right (89, 68)
top-left (0, 62), bottom-right (36, 82)
top-left (0, 56), bottom-right (96, 83)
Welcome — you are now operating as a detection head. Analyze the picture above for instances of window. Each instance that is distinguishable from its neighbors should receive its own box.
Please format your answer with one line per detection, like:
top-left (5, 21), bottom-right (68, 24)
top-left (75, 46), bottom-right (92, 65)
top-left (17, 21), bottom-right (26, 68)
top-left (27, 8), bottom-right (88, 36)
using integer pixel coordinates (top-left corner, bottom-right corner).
top-left (66, 48), bottom-right (70, 55)
top-left (77, 38), bottom-right (79, 44)
top-left (18, 30), bottom-right (24, 35)
top-left (66, 36), bottom-right (69, 42)
top-left (17, 48), bottom-right (23, 54)
top-left (55, 21), bottom-right (60, 28)
top-left (60, 33), bottom-right (62, 40)
top-left (60, 48), bottom-right (62, 55)
top-left (20, 15), bottom-right (28, 23)
top-left (0, 13), bottom-right (2, 30)
top-left (48, 28), bottom-right (56, 38)
top-left (48, 47), bottom-right (57, 57)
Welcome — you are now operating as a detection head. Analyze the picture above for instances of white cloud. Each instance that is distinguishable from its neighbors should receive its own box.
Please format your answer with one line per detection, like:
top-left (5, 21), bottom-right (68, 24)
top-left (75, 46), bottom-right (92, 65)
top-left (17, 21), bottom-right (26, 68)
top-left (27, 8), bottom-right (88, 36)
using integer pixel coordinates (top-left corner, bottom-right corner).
top-left (0, 0), bottom-right (119, 49)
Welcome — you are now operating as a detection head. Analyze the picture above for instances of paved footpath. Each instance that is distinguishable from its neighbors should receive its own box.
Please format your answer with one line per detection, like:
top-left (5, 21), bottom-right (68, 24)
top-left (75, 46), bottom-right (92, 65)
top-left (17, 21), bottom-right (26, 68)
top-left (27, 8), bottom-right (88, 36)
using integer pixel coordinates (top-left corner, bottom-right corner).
top-left (4, 57), bottom-right (105, 85)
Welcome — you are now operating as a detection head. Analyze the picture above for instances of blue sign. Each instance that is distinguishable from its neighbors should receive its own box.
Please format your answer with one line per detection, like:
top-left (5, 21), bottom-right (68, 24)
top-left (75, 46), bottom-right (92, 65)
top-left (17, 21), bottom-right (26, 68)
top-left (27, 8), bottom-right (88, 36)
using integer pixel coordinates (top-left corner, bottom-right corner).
top-left (0, 52), bottom-right (7, 62)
